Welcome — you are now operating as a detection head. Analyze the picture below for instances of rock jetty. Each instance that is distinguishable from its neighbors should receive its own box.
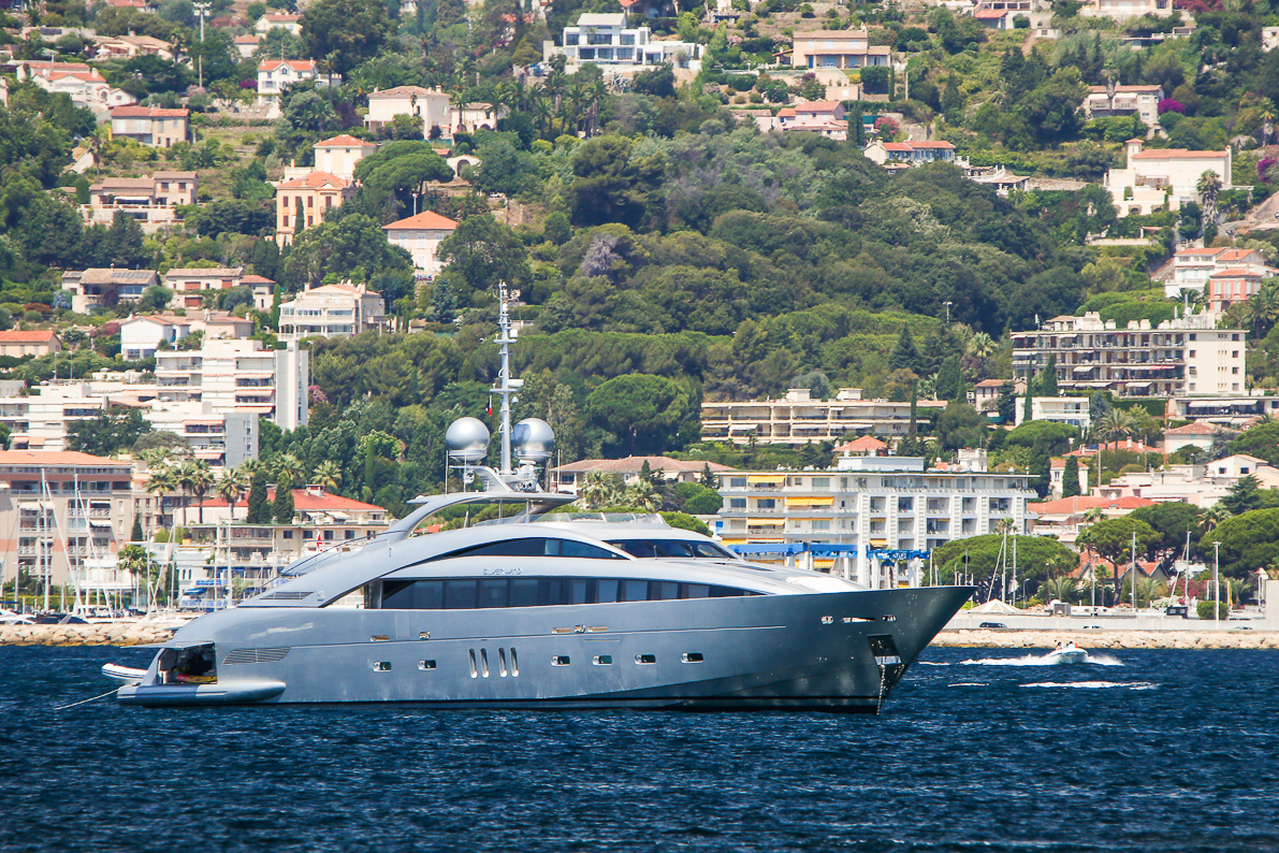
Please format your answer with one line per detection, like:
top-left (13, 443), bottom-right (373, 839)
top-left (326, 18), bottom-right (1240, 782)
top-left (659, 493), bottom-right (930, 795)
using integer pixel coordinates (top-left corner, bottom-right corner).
top-left (0, 623), bottom-right (179, 647)
top-left (935, 629), bottom-right (1279, 650)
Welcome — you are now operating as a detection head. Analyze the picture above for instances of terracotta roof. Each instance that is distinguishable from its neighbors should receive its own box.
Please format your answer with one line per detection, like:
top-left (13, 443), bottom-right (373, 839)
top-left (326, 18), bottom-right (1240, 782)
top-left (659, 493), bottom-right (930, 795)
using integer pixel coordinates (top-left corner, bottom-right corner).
top-left (241, 274), bottom-right (276, 284)
top-left (907, 140), bottom-right (956, 149)
top-left (368, 85), bottom-right (445, 98)
top-left (1166, 421), bottom-right (1227, 435)
top-left (0, 450), bottom-right (129, 466)
top-left (796, 100), bottom-right (842, 112)
top-left (835, 436), bottom-right (887, 453)
top-left (0, 330), bottom-right (58, 343)
top-left (382, 210), bottom-right (460, 231)
top-left (1088, 84), bottom-right (1161, 93)
top-left (1130, 148), bottom-right (1227, 160)
top-left (1029, 494), bottom-right (1154, 514)
top-left (975, 379), bottom-right (1005, 388)
top-left (316, 134), bottom-right (376, 148)
top-left (235, 35), bottom-right (261, 44)
top-left (1067, 438), bottom-right (1158, 456)
top-left (552, 456), bottom-right (735, 474)
top-left (974, 9), bottom-right (1008, 18)
top-left (777, 108), bottom-right (796, 118)
top-left (111, 106), bottom-right (189, 118)
top-left (793, 29), bottom-right (870, 39)
top-left (259, 59), bottom-right (316, 72)
top-left (275, 171), bottom-right (352, 190)
top-left (1209, 268), bottom-right (1260, 278)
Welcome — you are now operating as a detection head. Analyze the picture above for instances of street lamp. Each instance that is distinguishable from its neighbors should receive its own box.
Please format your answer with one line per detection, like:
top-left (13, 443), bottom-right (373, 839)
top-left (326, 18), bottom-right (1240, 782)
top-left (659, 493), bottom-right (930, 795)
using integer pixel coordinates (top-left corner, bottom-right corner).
top-left (1214, 541), bottom-right (1220, 628)
top-left (943, 301), bottom-right (953, 324)
top-left (194, 1), bottom-right (211, 90)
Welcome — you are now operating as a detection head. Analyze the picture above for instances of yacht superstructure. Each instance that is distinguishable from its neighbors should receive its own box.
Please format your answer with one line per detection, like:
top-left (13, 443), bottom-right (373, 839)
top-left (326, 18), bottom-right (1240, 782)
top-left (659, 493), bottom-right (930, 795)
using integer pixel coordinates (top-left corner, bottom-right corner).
top-left (109, 286), bottom-right (972, 712)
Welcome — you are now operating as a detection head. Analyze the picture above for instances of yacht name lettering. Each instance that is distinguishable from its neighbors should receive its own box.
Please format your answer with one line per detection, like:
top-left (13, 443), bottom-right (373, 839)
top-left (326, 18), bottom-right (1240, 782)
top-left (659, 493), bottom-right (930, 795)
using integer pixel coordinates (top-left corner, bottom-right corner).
top-left (484, 567), bottom-right (523, 576)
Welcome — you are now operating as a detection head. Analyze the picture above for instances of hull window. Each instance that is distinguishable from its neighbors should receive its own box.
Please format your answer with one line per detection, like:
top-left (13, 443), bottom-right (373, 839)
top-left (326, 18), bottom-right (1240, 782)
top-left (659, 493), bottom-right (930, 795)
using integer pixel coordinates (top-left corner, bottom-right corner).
top-left (423, 537), bottom-right (627, 562)
top-left (552, 655), bottom-right (571, 666)
top-left (635, 654), bottom-right (656, 665)
top-left (158, 644), bottom-right (217, 685)
top-left (593, 655), bottom-right (613, 665)
top-left (681, 653), bottom-right (704, 664)
top-left (498, 648), bottom-right (508, 677)
top-left (381, 577), bottom-right (759, 610)
top-left (468, 649), bottom-right (478, 678)
top-left (510, 648), bottom-right (519, 676)
top-left (609, 540), bottom-right (736, 560)
top-left (373, 661), bottom-right (392, 672)
top-left (418, 660), bottom-right (436, 670)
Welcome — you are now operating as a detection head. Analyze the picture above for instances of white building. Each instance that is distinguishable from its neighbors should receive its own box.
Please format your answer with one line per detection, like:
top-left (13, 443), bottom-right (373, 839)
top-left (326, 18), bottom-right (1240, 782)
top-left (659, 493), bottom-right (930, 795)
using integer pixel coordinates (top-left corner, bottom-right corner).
top-left (381, 210), bottom-right (459, 274)
top-left (863, 140), bottom-right (958, 167)
top-left (61, 269), bottom-right (159, 313)
top-left (1078, 0), bottom-right (1171, 17)
top-left (365, 86), bottom-right (451, 138)
top-left (154, 338), bottom-right (308, 431)
top-left (717, 454), bottom-right (1035, 589)
top-left (559, 13), bottom-right (703, 68)
top-left (254, 12), bottom-right (302, 34)
top-left (110, 106), bottom-right (189, 148)
top-left (1166, 247), bottom-right (1271, 298)
top-left (1014, 397), bottom-right (1091, 429)
top-left (82, 171), bottom-right (196, 233)
top-left (1105, 138), bottom-right (1232, 218)
top-left (313, 134), bottom-right (377, 180)
top-left (257, 59), bottom-right (328, 108)
top-left (119, 313), bottom-right (254, 361)
top-left (278, 283), bottom-right (387, 341)
top-left (701, 387), bottom-right (948, 446)
top-left (1081, 84), bottom-right (1163, 127)
top-left (16, 61), bottom-right (136, 112)
top-left (1013, 312), bottom-right (1247, 397)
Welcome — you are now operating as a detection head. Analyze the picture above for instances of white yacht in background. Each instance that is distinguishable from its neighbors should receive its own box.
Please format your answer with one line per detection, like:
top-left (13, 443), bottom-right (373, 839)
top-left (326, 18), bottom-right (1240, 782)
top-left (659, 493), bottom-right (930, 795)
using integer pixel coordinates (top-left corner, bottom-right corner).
top-left (107, 286), bottom-right (972, 712)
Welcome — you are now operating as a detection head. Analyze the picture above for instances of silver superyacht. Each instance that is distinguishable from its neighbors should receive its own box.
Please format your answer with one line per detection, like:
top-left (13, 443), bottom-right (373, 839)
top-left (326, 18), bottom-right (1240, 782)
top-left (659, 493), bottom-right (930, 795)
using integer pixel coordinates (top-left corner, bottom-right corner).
top-left (108, 289), bottom-right (972, 712)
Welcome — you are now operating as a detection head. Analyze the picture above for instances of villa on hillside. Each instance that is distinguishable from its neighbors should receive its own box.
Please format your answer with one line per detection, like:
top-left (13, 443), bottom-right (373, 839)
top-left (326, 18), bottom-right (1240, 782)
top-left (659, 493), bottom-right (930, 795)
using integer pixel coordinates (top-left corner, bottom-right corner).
top-left (1104, 138), bottom-right (1231, 217)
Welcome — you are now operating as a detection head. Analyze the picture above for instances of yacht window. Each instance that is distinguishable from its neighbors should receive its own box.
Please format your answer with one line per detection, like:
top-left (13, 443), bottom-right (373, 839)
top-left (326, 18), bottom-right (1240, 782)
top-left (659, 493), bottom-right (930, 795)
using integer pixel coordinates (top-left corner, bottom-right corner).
top-left (380, 577), bottom-right (759, 609)
top-left (609, 539), bottom-right (737, 560)
top-left (636, 654), bottom-right (657, 664)
top-left (425, 537), bottom-right (626, 562)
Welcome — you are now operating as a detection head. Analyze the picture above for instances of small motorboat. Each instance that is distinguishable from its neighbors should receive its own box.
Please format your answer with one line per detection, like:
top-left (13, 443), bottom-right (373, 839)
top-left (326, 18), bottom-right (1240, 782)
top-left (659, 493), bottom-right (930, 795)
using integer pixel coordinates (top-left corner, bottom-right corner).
top-left (1044, 642), bottom-right (1088, 664)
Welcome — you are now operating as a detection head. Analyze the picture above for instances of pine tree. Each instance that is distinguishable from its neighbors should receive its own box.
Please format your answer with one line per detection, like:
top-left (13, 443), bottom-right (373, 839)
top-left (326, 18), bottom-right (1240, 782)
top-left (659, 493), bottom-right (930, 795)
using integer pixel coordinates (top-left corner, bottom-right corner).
top-left (1062, 456), bottom-right (1081, 498)
top-left (935, 355), bottom-right (963, 401)
top-left (908, 380), bottom-right (918, 437)
top-left (130, 515), bottom-right (144, 544)
top-left (246, 471), bottom-right (268, 523)
top-left (889, 326), bottom-right (920, 374)
top-left (1042, 354), bottom-right (1059, 397)
top-left (273, 475), bottom-right (295, 524)
top-left (700, 463), bottom-right (717, 489)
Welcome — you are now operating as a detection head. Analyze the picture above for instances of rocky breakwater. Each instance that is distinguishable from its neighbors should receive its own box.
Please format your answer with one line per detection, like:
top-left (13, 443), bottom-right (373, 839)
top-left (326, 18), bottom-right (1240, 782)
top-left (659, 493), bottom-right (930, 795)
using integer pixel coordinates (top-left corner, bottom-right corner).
top-left (934, 628), bottom-right (1279, 650)
top-left (1, 622), bottom-right (178, 647)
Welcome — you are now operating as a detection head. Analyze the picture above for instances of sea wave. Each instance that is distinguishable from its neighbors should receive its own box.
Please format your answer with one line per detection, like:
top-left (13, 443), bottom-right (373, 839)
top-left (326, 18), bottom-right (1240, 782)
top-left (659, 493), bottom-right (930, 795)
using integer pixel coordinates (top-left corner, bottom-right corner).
top-left (960, 652), bottom-right (1123, 667)
top-left (1021, 680), bottom-right (1159, 690)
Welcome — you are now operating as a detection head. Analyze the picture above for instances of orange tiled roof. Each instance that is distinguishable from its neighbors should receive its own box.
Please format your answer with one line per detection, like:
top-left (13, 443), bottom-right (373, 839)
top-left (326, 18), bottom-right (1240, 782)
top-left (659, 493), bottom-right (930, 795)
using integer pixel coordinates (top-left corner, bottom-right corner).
top-left (382, 210), bottom-right (460, 231)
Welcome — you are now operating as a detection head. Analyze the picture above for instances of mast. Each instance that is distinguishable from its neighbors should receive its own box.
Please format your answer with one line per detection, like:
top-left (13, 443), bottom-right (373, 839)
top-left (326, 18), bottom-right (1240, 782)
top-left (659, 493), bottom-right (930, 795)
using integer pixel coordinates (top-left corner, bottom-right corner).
top-left (492, 281), bottom-right (521, 475)
top-left (41, 469), bottom-right (50, 613)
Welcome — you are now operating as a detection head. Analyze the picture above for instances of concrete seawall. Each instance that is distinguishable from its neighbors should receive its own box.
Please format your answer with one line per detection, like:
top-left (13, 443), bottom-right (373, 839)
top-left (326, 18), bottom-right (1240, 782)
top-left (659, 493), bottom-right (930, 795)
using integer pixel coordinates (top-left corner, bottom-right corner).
top-left (935, 629), bottom-right (1279, 650)
top-left (1, 623), bottom-right (178, 647)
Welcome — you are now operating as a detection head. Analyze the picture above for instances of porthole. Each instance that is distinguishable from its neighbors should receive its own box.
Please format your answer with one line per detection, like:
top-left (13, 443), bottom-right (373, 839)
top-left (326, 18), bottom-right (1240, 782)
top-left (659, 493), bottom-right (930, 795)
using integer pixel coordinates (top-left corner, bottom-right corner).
top-left (480, 648), bottom-right (490, 678)
top-left (468, 649), bottom-right (478, 678)
top-left (552, 655), bottom-right (571, 666)
top-left (372, 661), bottom-right (392, 672)
top-left (635, 654), bottom-right (656, 665)
top-left (510, 647), bottom-right (520, 677)
top-left (418, 659), bottom-right (436, 671)
top-left (498, 647), bottom-right (509, 677)
top-left (681, 652), bottom-right (704, 664)
top-left (593, 655), bottom-right (613, 666)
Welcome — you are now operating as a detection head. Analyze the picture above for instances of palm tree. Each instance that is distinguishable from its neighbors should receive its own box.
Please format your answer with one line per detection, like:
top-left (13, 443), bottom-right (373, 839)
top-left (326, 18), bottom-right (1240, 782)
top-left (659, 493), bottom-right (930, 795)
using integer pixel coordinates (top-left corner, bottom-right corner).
top-left (145, 465), bottom-right (179, 530)
top-left (1197, 170), bottom-right (1223, 231)
top-left (622, 480), bottom-right (661, 511)
top-left (1202, 502), bottom-right (1231, 533)
top-left (965, 332), bottom-right (997, 379)
top-left (1081, 506), bottom-right (1106, 609)
top-left (312, 460), bottom-right (342, 492)
top-left (275, 454), bottom-right (306, 487)
top-left (1097, 407), bottom-right (1137, 487)
top-left (216, 467), bottom-right (250, 521)
top-left (1044, 577), bottom-right (1076, 604)
top-left (180, 459), bottom-right (215, 525)
top-left (578, 470), bottom-right (622, 509)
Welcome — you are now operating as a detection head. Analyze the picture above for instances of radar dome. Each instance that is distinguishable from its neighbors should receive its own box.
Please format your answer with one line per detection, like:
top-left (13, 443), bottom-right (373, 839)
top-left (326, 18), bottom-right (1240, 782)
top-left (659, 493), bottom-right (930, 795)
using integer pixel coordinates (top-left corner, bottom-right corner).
top-left (445, 417), bottom-right (490, 463)
top-left (511, 418), bottom-right (555, 462)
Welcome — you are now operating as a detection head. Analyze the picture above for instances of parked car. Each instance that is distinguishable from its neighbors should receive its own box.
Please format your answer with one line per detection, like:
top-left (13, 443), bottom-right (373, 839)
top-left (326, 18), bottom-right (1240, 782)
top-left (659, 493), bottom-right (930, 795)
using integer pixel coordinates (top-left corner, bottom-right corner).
top-left (978, 621), bottom-right (1008, 629)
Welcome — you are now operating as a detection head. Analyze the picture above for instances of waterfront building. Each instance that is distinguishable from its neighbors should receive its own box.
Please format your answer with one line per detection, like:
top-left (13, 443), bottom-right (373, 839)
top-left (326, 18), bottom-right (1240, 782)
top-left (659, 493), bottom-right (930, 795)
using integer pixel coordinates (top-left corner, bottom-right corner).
top-left (381, 210), bottom-right (459, 274)
top-left (716, 451), bottom-right (1035, 588)
top-left (700, 387), bottom-right (948, 446)
top-left (0, 450), bottom-right (147, 590)
top-left (154, 338), bottom-right (309, 431)
top-left (1012, 312), bottom-right (1246, 397)
top-left (277, 282), bottom-right (387, 341)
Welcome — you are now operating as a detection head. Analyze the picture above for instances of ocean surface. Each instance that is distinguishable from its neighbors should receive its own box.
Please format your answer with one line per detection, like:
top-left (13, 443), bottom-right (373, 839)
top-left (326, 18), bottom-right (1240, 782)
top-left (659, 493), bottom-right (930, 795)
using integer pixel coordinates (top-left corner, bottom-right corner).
top-left (2, 645), bottom-right (1275, 853)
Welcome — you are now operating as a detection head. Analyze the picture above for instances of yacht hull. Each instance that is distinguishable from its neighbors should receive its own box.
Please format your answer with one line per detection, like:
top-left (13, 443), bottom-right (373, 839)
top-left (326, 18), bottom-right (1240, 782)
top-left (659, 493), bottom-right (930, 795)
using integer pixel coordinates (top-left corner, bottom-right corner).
top-left (115, 586), bottom-right (971, 712)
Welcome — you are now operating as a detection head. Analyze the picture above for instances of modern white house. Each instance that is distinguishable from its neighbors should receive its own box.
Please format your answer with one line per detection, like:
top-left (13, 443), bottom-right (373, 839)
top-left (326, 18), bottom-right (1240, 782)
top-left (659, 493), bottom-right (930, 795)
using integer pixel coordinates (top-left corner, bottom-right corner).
top-left (559, 13), bottom-right (703, 68)
top-left (1081, 84), bottom-right (1163, 127)
top-left (119, 313), bottom-right (254, 361)
top-left (1104, 138), bottom-right (1231, 217)
top-left (254, 12), bottom-right (302, 34)
top-left (381, 210), bottom-right (459, 275)
top-left (277, 283), bottom-right (388, 341)
top-left (312, 134), bottom-right (377, 180)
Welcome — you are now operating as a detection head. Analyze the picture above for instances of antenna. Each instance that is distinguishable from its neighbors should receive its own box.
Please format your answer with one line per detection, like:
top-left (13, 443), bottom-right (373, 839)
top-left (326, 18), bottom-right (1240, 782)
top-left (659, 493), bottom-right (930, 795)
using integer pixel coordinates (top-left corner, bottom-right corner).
top-left (492, 282), bottom-right (523, 475)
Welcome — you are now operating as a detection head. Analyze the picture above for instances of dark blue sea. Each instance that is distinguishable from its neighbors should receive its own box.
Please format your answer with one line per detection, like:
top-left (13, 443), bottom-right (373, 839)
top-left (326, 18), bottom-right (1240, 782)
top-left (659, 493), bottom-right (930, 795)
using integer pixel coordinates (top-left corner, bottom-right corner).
top-left (2, 645), bottom-right (1275, 853)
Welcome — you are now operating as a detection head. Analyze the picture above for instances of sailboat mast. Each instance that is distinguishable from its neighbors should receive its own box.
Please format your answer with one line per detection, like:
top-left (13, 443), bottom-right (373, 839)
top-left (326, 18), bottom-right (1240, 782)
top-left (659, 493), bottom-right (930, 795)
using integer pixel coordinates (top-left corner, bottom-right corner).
top-left (41, 469), bottom-right (50, 613)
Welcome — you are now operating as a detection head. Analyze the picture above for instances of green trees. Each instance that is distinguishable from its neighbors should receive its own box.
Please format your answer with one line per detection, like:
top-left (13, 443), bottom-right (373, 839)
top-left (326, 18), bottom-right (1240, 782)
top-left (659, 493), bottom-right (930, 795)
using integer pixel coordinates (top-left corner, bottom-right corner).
top-left (936, 400), bottom-right (986, 451)
top-left (1218, 474), bottom-right (1279, 516)
top-left (300, 0), bottom-right (393, 80)
top-left (1202, 508), bottom-right (1279, 581)
top-left (352, 141), bottom-right (455, 220)
top-left (65, 407), bottom-right (153, 457)
top-left (436, 213), bottom-right (529, 297)
top-left (1076, 516), bottom-right (1159, 599)
top-left (282, 213), bottom-right (413, 289)
top-left (1061, 456), bottom-right (1081, 498)
top-left (584, 374), bottom-right (692, 456)
top-left (273, 475), bottom-right (296, 524)
top-left (1228, 419), bottom-right (1279, 465)
top-left (931, 534), bottom-right (1077, 588)
top-left (569, 135), bottom-right (664, 229)
top-left (245, 469), bottom-right (270, 524)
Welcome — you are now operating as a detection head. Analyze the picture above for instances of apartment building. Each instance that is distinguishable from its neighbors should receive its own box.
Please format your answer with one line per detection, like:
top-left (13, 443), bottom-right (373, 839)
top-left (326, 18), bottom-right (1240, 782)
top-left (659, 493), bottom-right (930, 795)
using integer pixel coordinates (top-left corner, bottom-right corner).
top-left (1013, 396), bottom-right (1090, 428)
top-left (119, 312), bottom-right (254, 361)
top-left (277, 282), bottom-right (387, 341)
top-left (716, 453), bottom-right (1035, 589)
top-left (0, 450), bottom-right (145, 590)
top-left (1012, 312), bottom-right (1247, 397)
top-left (1166, 247), bottom-right (1271, 298)
top-left (701, 387), bottom-right (948, 446)
top-left (82, 171), bottom-right (196, 232)
top-left (153, 338), bottom-right (309, 430)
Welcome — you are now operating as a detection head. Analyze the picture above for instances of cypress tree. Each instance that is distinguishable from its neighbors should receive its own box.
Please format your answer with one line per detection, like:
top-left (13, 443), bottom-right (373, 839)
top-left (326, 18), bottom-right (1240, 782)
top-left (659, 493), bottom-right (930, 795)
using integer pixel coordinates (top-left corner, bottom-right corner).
top-left (935, 355), bottom-right (963, 401)
top-left (246, 471), bottom-right (268, 524)
top-left (1062, 456), bottom-right (1081, 498)
top-left (1023, 391), bottom-right (1034, 424)
top-left (1042, 354), bottom-right (1059, 397)
top-left (294, 197), bottom-right (306, 236)
top-left (908, 380), bottom-right (918, 437)
top-left (130, 515), bottom-right (144, 544)
top-left (273, 475), bottom-right (295, 525)
top-left (890, 325), bottom-right (920, 374)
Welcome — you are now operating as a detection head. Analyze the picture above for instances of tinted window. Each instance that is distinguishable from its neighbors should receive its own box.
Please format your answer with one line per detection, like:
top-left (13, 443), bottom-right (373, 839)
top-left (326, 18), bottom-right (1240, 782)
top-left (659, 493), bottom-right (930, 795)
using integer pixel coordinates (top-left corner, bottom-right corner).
top-left (380, 577), bottom-right (759, 609)
top-left (609, 539), bottom-right (735, 560)
top-left (427, 537), bottom-right (626, 562)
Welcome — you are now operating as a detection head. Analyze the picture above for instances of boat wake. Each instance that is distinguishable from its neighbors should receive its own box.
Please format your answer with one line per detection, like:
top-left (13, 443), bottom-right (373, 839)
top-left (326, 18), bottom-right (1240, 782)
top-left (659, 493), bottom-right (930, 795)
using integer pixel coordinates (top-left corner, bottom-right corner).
top-left (959, 652), bottom-right (1123, 667)
top-left (1022, 680), bottom-right (1158, 691)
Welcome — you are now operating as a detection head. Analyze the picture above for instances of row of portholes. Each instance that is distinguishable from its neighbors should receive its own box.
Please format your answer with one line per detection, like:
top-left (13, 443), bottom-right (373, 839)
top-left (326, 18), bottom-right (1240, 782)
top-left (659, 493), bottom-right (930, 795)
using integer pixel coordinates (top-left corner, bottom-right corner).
top-left (468, 647), bottom-right (518, 678)
top-left (552, 652), bottom-right (705, 667)
top-left (374, 650), bottom-right (706, 675)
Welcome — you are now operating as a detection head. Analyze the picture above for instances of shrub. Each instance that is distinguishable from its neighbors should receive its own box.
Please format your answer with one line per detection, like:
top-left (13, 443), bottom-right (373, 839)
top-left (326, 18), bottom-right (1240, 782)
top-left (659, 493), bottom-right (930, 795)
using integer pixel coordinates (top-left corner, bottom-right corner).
top-left (1197, 600), bottom-right (1228, 621)
top-left (1158, 98), bottom-right (1185, 115)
